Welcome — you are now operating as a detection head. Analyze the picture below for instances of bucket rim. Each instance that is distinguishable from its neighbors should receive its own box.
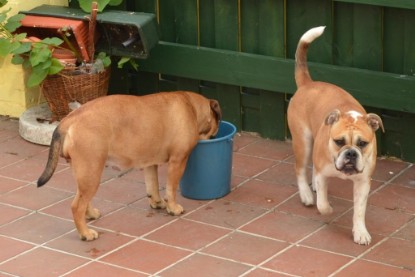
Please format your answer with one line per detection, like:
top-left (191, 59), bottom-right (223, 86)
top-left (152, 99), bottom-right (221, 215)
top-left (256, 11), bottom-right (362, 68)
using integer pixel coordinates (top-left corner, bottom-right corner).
top-left (198, 120), bottom-right (236, 144)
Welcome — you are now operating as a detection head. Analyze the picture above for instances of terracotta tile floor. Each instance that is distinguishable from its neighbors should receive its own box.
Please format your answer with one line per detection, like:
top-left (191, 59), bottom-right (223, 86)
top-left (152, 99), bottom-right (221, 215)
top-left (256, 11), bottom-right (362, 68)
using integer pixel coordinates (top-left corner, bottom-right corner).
top-left (1, 115), bottom-right (415, 277)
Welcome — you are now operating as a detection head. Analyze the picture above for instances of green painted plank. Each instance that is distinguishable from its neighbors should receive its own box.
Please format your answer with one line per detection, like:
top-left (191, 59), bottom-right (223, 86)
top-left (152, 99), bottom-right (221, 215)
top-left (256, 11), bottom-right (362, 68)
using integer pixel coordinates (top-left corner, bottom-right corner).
top-left (199, 0), bottom-right (215, 47)
top-left (334, 2), bottom-right (382, 70)
top-left (131, 0), bottom-right (157, 13)
top-left (384, 8), bottom-right (415, 75)
top-left (140, 42), bottom-right (415, 113)
top-left (334, 0), bottom-right (415, 10)
top-left (286, 0), bottom-right (333, 62)
top-left (241, 0), bottom-right (285, 57)
top-left (213, 0), bottom-right (239, 50)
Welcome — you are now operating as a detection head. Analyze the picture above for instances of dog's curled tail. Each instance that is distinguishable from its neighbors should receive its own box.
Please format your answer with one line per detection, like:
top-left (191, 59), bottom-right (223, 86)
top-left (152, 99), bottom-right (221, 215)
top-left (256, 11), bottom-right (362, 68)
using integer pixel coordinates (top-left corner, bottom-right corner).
top-left (37, 128), bottom-right (63, 187)
top-left (295, 26), bottom-right (326, 87)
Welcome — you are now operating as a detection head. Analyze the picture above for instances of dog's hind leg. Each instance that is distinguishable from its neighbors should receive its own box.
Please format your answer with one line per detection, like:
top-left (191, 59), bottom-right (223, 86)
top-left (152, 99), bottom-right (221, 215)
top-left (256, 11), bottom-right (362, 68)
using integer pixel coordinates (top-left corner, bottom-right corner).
top-left (71, 159), bottom-right (104, 241)
top-left (165, 158), bottom-right (187, 216)
top-left (144, 165), bottom-right (166, 209)
top-left (292, 129), bottom-right (314, 206)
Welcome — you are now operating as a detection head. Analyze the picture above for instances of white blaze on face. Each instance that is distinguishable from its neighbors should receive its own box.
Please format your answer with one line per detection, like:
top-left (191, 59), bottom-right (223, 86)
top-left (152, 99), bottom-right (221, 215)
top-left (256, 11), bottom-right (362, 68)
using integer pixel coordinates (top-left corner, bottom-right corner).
top-left (346, 110), bottom-right (363, 123)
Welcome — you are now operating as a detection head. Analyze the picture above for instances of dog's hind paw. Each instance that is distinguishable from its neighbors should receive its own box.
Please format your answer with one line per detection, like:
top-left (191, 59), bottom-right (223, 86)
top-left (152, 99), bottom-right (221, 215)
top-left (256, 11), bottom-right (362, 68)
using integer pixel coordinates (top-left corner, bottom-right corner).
top-left (150, 199), bottom-right (166, 210)
top-left (80, 228), bottom-right (99, 241)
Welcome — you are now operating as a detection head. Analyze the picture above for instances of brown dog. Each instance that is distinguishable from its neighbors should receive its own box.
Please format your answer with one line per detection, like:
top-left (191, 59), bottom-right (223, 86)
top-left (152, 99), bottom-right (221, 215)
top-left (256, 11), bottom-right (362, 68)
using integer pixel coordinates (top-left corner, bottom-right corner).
top-left (38, 91), bottom-right (221, 241)
top-left (287, 26), bottom-right (384, 245)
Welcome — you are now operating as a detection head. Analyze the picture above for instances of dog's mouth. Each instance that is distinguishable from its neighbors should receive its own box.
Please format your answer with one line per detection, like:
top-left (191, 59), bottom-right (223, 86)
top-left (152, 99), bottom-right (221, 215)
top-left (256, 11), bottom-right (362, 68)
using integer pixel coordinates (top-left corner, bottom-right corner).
top-left (339, 162), bottom-right (359, 175)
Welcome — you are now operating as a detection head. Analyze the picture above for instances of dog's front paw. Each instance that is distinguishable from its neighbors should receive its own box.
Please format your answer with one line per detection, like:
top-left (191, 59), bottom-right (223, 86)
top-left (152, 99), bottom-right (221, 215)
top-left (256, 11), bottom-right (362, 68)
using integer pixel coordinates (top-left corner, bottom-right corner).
top-left (299, 187), bottom-right (314, 206)
top-left (353, 228), bottom-right (371, 245)
top-left (80, 228), bottom-right (99, 241)
top-left (166, 202), bottom-right (184, 216)
top-left (317, 203), bottom-right (333, 215)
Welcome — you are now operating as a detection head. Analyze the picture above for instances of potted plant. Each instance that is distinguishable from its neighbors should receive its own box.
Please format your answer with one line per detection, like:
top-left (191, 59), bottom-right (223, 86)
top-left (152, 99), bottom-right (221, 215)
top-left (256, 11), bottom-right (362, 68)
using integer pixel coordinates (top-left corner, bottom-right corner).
top-left (0, 0), bottom-right (132, 120)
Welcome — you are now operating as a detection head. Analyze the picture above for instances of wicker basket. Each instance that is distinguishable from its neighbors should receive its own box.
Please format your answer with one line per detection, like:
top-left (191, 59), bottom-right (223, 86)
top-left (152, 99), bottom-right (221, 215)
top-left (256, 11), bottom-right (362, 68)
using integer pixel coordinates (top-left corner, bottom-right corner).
top-left (41, 66), bottom-right (110, 121)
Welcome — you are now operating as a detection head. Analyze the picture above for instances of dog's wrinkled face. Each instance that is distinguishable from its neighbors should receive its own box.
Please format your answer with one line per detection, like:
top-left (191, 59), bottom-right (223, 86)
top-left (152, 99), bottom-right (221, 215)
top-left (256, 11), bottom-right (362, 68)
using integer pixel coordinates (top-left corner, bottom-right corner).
top-left (326, 110), bottom-right (383, 176)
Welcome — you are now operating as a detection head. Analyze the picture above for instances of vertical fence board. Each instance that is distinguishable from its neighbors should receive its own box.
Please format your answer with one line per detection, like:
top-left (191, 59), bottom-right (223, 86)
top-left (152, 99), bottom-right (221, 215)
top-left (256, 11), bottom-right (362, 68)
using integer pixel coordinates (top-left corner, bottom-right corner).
top-left (286, 0), bottom-right (333, 63)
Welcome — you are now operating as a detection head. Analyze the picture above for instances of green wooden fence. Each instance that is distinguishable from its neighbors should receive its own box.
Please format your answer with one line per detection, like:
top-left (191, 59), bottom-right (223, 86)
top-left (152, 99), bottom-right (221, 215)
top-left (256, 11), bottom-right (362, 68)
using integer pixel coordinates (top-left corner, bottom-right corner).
top-left (70, 0), bottom-right (415, 161)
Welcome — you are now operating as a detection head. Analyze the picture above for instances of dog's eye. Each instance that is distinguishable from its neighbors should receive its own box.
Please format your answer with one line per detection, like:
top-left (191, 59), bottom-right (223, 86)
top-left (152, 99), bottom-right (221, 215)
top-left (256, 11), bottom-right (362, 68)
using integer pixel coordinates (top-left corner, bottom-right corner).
top-left (334, 139), bottom-right (345, 147)
top-left (357, 140), bottom-right (368, 149)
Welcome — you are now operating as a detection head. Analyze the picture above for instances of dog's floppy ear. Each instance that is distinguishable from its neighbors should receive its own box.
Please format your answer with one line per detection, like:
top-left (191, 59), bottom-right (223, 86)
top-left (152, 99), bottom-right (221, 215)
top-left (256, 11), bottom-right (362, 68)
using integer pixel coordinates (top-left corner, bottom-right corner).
top-left (325, 109), bottom-right (341, 126)
top-left (210, 99), bottom-right (222, 121)
top-left (366, 113), bottom-right (385, 133)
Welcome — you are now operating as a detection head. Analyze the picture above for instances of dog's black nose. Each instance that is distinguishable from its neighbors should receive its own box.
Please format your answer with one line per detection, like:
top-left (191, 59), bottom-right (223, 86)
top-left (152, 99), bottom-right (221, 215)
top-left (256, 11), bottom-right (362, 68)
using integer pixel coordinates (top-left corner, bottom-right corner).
top-left (345, 149), bottom-right (357, 162)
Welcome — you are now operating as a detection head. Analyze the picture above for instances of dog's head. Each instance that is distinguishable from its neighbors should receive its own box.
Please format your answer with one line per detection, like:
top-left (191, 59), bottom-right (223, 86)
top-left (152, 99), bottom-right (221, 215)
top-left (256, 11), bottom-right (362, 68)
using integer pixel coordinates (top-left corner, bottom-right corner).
top-left (325, 109), bottom-right (384, 175)
top-left (197, 98), bottom-right (222, 140)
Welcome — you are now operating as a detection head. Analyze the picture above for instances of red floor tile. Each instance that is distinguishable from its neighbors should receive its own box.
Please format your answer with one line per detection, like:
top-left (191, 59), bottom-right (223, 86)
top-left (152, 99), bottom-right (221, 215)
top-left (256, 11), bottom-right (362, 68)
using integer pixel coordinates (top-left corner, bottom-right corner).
top-left (369, 183), bottom-right (415, 213)
top-left (0, 157), bottom-right (66, 182)
top-left (244, 268), bottom-right (290, 277)
top-left (277, 195), bottom-right (353, 223)
top-left (263, 245), bottom-right (352, 276)
top-left (0, 236), bottom-right (34, 262)
top-left (159, 253), bottom-right (251, 277)
top-left (202, 231), bottom-right (289, 265)
top-left (333, 205), bottom-right (413, 237)
top-left (233, 133), bottom-right (261, 151)
top-left (65, 262), bottom-right (148, 277)
top-left (224, 178), bottom-right (297, 209)
top-left (364, 238), bottom-right (415, 270)
top-left (232, 152), bottom-right (277, 178)
top-left (40, 167), bottom-right (77, 192)
top-left (336, 260), bottom-right (414, 277)
top-left (241, 211), bottom-right (324, 243)
top-left (0, 175), bottom-right (27, 194)
top-left (238, 139), bottom-right (293, 161)
top-left (45, 229), bottom-right (134, 258)
top-left (184, 199), bottom-right (267, 229)
top-left (101, 239), bottom-right (190, 274)
top-left (0, 203), bottom-right (30, 226)
top-left (301, 225), bottom-right (383, 256)
top-left (392, 164), bottom-right (415, 188)
top-left (393, 220), bottom-right (415, 241)
top-left (92, 206), bottom-right (175, 237)
top-left (0, 184), bottom-right (72, 211)
top-left (372, 158), bottom-right (411, 182)
top-left (256, 162), bottom-right (299, 186)
top-left (0, 247), bottom-right (88, 277)
top-left (145, 218), bottom-right (230, 250)
top-left (0, 213), bottom-right (74, 244)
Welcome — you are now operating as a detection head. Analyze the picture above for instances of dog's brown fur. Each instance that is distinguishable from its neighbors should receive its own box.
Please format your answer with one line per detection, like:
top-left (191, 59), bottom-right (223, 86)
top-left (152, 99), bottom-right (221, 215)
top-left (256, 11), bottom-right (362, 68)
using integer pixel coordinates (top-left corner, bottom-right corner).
top-left (38, 91), bottom-right (221, 241)
top-left (287, 27), bottom-right (384, 245)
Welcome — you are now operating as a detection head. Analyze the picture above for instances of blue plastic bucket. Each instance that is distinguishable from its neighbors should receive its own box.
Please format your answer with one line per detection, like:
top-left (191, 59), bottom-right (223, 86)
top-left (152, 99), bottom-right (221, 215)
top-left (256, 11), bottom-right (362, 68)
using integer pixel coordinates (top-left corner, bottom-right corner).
top-left (180, 121), bottom-right (237, 200)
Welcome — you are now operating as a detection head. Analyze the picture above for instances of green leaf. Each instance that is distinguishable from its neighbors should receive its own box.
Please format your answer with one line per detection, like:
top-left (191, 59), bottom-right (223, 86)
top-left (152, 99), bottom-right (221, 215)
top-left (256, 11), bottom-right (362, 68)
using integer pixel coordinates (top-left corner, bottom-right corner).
top-left (41, 37), bottom-right (63, 46)
top-left (27, 64), bottom-right (49, 87)
top-left (0, 0), bottom-right (8, 8)
top-left (8, 13), bottom-right (25, 22)
top-left (48, 58), bottom-right (64, 75)
top-left (29, 46), bottom-right (52, 67)
top-left (4, 14), bottom-right (24, 32)
top-left (0, 39), bottom-right (13, 56)
top-left (11, 42), bottom-right (31, 55)
top-left (11, 54), bottom-right (24, 65)
top-left (117, 56), bottom-right (130, 68)
top-left (0, 39), bottom-right (19, 56)
top-left (0, 11), bottom-right (8, 23)
top-left (14, 33), bottom-right (27, 41)
top-left (79, 0), bottom-right (110, 12)
top-left (129, 59), bottom-right (139, 71)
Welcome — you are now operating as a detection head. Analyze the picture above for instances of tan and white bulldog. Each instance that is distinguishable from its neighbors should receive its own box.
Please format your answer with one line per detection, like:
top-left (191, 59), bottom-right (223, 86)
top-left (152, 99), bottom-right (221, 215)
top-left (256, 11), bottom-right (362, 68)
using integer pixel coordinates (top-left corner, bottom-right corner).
top-left (287, 26), bottom-right (384, 245)
top-left (37, 91), bottom-right (222, 241)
